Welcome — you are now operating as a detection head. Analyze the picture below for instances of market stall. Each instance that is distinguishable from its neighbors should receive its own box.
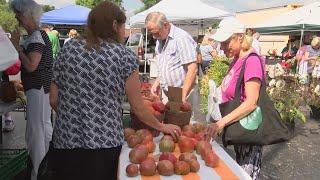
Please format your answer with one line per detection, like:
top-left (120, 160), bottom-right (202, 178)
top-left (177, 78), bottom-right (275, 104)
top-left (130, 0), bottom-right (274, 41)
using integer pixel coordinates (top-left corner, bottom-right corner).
top-left (253, 2), bottom-right (320, 40)
top-left (40, 5), bottom-right (91, 25)
top-left (119, 133), bottom-right (251, 180)
top-left (128, 0), bottom-right (232, 75)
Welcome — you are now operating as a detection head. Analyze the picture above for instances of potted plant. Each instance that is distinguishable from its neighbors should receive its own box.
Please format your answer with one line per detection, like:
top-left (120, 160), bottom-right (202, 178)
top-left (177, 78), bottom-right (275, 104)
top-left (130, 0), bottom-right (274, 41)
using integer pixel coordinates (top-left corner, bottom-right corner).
top-left (266, 63), bottom-right (308, 132)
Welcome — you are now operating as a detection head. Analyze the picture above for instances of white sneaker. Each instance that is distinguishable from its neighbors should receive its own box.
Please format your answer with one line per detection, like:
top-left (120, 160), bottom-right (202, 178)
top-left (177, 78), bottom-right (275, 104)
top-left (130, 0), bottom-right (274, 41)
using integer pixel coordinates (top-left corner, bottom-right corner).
top-left (3, 120), bottom-right (15, 132)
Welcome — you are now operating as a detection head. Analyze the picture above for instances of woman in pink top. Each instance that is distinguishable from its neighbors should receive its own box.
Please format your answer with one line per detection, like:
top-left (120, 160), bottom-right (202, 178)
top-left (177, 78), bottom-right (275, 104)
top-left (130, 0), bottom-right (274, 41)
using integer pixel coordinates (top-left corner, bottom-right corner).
top-left (206, 18), bottom-right (265, 180)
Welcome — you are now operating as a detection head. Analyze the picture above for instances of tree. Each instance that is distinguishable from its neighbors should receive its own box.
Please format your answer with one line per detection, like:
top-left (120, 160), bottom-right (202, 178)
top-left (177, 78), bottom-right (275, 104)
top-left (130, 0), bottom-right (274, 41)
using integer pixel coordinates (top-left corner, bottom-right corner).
top-left (140, 0), bottom-right (161, 9)
top-left (0, 3), bottom-right (18, 32)
top-left (43, 5), bottom-right (55, 12)
top-left (76, 0), bottom-right (123, 9)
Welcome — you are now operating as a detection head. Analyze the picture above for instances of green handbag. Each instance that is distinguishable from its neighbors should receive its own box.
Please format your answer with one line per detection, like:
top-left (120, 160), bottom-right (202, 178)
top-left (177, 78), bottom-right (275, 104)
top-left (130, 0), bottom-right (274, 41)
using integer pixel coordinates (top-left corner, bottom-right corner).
top-left (239, 106), bottom-right (262, 130)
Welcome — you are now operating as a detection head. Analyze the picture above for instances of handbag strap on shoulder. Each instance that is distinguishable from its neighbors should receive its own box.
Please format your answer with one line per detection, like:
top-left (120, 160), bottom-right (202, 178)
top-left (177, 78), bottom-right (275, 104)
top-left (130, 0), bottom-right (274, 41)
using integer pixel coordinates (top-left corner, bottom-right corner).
top-left (234, 52), bottom-right (265, 101)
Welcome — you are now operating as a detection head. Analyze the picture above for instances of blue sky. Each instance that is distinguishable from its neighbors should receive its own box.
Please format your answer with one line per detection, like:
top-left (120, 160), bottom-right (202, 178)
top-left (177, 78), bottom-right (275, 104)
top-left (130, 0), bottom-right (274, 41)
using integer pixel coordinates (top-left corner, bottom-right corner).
top-left (34, 0), bottom-right (317, 14)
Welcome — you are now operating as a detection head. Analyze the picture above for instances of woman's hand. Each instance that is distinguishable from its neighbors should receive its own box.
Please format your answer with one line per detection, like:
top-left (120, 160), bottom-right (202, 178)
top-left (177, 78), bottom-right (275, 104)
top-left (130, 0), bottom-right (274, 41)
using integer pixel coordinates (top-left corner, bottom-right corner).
top-left (160, 124), bottom-right (181, 141)
top-left (205, 121), bottom-right (225, 142)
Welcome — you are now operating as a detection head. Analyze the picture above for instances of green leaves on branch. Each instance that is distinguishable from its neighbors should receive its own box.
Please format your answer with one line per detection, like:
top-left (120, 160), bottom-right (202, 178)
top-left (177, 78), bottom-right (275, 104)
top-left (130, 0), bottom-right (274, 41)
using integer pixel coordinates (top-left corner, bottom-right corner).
top-left (199, 56), bottom-right (230, 113)
top-left (43, 5), bottom-right (55, 12)
top-left (140, 0), bottom-right (161, 9)
top-left (0, 3), bottom-right (18, 32)
top-left (76, 0), bottom-right (123, 9)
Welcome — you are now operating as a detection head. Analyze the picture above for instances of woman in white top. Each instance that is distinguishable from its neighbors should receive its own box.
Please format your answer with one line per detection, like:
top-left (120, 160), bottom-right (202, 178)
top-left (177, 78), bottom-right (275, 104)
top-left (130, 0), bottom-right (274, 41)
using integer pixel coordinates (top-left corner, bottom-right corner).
top-left (63, 29), bottom-right (78, 44)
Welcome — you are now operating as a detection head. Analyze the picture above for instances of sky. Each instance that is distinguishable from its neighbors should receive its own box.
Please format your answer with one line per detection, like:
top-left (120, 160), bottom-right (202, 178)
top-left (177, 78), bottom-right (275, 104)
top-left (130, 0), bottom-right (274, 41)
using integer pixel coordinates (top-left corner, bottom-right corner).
top-left (34, 0), bottom-right (318, 14)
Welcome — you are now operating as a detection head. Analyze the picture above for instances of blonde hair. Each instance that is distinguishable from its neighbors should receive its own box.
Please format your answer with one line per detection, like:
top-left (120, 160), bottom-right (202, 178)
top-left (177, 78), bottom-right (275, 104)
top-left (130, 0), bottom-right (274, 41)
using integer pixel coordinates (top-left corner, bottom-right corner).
top-left (68, 29), bottom-right (78, 38)
top-left (241, 34), bottom-right (253, 51)
top-left (201, 36), bottom-right (213, 46)
top-left (311, 36), bottom-right (320, 47)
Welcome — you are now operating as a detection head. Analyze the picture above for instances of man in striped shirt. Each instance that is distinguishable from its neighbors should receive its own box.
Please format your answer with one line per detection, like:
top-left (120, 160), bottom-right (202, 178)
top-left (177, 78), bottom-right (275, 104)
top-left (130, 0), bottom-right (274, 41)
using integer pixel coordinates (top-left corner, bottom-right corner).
top-left (145, 12), bottom-right (198, 104)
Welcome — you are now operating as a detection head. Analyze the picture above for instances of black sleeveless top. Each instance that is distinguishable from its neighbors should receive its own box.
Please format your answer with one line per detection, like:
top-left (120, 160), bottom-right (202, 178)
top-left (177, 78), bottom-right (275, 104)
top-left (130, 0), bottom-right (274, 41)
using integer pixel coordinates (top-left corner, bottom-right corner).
top-left (21, 30), bottom-right (53, 93)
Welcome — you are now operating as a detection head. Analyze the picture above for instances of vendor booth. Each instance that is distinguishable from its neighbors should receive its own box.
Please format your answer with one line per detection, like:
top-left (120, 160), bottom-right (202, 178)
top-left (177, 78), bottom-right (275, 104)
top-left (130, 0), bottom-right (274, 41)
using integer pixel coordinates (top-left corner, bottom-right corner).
top-left (128, 0), bottom-right (232, 75)
top-left (40, 5), bottom-right (90, 25)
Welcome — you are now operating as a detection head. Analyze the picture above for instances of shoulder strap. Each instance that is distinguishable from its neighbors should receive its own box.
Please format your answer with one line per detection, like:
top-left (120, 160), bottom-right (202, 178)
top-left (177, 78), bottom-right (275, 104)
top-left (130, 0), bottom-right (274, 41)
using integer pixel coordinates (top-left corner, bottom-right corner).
top-left (234, 52), bottom-right (264, 101)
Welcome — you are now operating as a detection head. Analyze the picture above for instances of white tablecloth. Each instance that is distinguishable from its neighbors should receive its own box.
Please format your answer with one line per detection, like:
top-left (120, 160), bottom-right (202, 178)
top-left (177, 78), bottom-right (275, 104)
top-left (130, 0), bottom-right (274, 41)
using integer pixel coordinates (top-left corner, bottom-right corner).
top-left (119, 134), bottom-right (252, 180)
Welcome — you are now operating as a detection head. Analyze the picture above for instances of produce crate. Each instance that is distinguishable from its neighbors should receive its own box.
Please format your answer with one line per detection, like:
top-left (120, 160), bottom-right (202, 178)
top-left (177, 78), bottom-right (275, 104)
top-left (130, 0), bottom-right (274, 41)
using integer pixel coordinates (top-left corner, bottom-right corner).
top-left (0, 149), bottom-right (27, 180)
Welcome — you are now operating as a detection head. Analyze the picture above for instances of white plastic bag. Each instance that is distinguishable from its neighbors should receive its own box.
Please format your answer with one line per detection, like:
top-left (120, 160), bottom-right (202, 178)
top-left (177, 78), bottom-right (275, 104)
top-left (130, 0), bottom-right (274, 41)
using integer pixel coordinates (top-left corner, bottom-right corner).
top-left (0, 26), bottom-right (18, 71)
top-left (298, 60), bottom-right (309, 84)
top-left (312, 61), bottom-right (320, 79)
top-left (206, 80), bottom-right (222, 122)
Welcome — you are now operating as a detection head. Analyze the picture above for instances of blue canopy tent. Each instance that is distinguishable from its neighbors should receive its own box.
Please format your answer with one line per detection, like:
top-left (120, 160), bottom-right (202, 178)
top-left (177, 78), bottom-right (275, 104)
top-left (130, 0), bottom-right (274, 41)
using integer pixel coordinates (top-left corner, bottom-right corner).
top-left (40, 5), bottom-right (91, 25)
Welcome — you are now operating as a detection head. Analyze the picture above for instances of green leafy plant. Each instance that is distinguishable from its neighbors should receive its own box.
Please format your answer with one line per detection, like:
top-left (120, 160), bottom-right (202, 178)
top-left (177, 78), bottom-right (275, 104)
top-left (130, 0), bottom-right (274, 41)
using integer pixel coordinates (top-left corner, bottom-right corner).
top-left (199, 56), bottom-right (230, 113)
top-left (266, 66), bottom-right (308, 123)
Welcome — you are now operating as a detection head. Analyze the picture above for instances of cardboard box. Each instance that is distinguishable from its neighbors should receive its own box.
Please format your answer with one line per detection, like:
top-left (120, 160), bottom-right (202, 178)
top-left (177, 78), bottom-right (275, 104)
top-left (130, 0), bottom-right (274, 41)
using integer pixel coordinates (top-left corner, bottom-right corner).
top-left (164, 87), bottom-right (192, 128)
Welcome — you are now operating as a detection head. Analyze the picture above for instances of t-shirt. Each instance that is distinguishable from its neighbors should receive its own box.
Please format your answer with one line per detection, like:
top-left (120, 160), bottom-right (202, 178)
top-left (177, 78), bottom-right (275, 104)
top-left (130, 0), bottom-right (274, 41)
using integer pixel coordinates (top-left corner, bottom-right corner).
top-left (47, 32), bottom-right (60, 59)
top-left (21, 30), bottom-right (53, 94)
top-left (199, 44), bottom-right (214, 62)
top-left (306, 45), bottom-right (320, 57)
top-left (221, 54), bottom-right (265, 103)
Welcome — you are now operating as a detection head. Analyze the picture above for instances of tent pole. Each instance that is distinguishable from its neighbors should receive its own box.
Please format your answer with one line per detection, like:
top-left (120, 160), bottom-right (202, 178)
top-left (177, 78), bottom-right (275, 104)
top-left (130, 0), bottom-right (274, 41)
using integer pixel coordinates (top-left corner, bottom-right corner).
top-left (297, 25), bottom-right (305, 73)
top-left (144, 28), bottom-right (148, 74)
top-left (299, 29), bottom-right (304, 48)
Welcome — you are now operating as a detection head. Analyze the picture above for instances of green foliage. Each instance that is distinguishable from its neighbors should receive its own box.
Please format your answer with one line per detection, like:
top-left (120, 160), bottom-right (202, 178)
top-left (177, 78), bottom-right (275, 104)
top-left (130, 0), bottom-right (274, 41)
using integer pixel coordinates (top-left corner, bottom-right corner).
top-left (141, 0), bottom-right (161, 9)
top-left (268, 76), bottom-right (307, 123)
top-left (0, 3), bottom-right (18, 32)
top-left (199, 56), bottom-right (230, 113)
top-left (206, 56), bottom-right (230, 86)
top-left (42, 5), bottom-right (55, 12)
top-left (76, 0), bottom-right (123, 9)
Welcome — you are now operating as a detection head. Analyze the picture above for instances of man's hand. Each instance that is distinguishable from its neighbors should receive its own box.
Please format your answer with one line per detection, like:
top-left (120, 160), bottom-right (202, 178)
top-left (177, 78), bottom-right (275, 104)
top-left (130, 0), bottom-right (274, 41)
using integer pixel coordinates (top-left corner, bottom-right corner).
top-left (160, 124), bottom-right (181, 142)
top-left (151, 78), bottom-right (160, 96)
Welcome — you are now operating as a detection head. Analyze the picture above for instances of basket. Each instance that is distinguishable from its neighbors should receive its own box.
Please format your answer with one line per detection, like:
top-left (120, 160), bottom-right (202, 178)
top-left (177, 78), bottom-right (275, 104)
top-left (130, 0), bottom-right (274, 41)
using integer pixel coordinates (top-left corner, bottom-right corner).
top-left (164, 102), bottom-right (192, 128)
top-left (130, 112), bottom-right (164, 137)
top-left (0, 149), bottom-right (28, 180)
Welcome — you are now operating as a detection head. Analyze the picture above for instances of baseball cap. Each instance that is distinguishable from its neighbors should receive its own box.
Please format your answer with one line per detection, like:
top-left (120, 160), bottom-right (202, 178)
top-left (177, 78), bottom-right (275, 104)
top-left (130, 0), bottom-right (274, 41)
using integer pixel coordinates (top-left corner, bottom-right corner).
top-left (210, 17), bottom-right (246, 42)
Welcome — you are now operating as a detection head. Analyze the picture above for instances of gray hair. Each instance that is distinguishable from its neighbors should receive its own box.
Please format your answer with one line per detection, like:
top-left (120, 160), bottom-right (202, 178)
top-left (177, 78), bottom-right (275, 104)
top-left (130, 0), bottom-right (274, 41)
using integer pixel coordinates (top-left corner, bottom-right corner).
top-left (145, 12), bottom-right (168, 28)
top-left (10, 0), bottom-right (42, 27)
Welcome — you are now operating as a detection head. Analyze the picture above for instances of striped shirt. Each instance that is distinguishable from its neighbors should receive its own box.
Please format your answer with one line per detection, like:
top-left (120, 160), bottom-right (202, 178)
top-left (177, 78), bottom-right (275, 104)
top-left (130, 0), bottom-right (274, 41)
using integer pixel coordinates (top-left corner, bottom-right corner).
top-left (155, 24), bottom-right (197, 91)
top-left (21, 30), bottom-right (53, 94)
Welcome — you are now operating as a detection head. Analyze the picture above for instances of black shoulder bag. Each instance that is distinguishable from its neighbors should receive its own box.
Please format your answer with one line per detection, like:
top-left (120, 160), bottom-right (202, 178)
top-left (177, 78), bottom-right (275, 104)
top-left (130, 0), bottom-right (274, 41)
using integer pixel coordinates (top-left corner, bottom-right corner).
top-left (219, 53), bottom-right (293, 147)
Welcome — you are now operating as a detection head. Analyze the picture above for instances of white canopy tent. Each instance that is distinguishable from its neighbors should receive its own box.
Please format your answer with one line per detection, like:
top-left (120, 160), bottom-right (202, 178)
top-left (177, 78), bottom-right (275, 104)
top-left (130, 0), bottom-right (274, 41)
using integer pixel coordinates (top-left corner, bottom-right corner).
top-left (253, 1), bottom-right (320, 34)
top-left (128, 0), bottom-right (231, 74)
top-left (129, 0), bottom-right (232, 28)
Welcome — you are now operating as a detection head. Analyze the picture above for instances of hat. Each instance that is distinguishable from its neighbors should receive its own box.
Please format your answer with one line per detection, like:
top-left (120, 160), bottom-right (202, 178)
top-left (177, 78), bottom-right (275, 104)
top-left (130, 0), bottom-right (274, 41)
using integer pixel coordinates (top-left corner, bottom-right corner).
top-left (211, 17), bottom-right (246, 42)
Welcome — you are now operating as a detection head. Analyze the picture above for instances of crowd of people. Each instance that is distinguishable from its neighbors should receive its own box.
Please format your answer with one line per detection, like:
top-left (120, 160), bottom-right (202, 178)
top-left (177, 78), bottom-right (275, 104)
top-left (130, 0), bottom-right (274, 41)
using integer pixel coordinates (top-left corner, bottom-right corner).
top-left (2, 0), bottom-right (320, 180)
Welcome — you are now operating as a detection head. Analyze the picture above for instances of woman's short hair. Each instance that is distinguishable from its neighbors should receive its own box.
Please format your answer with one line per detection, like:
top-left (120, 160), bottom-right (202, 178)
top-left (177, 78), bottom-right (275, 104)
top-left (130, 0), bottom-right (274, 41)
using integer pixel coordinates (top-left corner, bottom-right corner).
top-left (10, 0), bottom-right (42, 27)
top-left (68, 29), bottom-right (78, 38)
top-left (85, 1), bottom-right (126, 50)
top-left (311, 36), bottom-right (320, 47)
